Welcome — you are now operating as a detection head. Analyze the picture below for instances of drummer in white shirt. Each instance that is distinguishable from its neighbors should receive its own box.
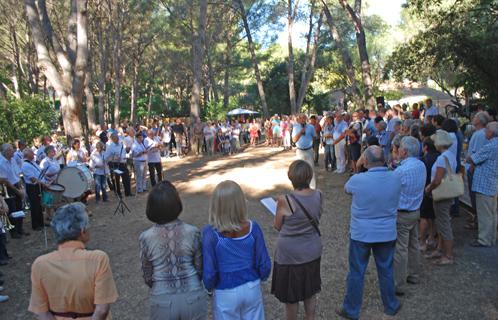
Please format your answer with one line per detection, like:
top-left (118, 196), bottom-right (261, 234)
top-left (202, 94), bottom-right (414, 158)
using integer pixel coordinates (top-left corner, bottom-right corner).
top-left (145, 130), bottom-right (163, 187)
top-left (132, 132), bottom-right (149, 193)
top-left (21, 148), bottom-right (45, 230)
top-left (39, 145), bottom-right (60, 220)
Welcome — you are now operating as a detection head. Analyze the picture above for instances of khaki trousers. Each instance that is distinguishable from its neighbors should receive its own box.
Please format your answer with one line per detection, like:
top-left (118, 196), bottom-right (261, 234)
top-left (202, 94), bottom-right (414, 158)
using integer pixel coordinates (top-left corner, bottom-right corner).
top-left (295, 148), bottom-right (316, 189)
top-left (394, 210), bottom-right (421, 290)
top-left (476, 193), bottom-right (498, 246)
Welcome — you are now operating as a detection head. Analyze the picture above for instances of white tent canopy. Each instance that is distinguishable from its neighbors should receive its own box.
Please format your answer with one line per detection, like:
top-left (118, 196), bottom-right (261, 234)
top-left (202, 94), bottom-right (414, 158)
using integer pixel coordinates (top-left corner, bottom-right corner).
top-left (227, 108), bottom-right (259, 116)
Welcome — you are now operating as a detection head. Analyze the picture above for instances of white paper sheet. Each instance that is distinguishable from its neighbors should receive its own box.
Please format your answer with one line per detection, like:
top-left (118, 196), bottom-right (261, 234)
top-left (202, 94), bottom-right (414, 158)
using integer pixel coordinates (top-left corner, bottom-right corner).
top-left (260, 197), bottom-right (277, 216)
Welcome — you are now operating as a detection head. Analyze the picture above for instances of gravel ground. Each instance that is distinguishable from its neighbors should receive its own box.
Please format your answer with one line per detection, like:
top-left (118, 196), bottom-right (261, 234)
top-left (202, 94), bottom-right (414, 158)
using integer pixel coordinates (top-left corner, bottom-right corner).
top-left (0, 146), bottom-right (497, 320)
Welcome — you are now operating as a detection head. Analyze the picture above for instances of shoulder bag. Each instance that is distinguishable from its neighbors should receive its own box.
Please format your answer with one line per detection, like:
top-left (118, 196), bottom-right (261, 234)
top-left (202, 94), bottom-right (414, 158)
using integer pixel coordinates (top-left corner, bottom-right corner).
top-left (432, 156), bottom-right (464, 201)
top-left (285, 194), bottom-right (321, 237)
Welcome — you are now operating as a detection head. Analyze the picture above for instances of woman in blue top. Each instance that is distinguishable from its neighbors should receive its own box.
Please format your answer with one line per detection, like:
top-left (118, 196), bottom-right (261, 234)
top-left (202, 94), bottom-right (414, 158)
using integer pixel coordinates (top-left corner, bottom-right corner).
top-left (202, 180), bottom-right (271, 319)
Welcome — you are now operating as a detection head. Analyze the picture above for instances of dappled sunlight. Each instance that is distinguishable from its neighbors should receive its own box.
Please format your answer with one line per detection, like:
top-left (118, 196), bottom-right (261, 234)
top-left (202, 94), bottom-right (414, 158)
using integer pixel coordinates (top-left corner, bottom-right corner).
top-left (174, 147), bottom-right (294, 198)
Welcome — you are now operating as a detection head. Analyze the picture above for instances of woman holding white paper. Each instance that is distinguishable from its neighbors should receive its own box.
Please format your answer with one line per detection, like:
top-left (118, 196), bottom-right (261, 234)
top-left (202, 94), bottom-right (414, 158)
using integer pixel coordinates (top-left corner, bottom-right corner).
top-left (272, 160), bottom-right (323, 320)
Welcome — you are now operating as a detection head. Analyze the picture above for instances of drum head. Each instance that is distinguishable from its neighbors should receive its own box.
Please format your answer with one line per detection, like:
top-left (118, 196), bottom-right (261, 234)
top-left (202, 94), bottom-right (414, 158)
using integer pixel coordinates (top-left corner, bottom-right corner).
top-left (47, 184), bottom-right (65, 192)
top-left (57, 167), bottom-right (88, 198)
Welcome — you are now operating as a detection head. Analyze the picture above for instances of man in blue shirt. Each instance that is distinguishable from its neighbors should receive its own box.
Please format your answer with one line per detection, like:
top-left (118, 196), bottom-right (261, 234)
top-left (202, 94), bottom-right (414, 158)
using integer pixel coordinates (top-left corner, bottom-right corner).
top-left (337, 146), bottom-right (401, 320)
top-left (292, 114), bottom-right (317, 188)
top-left (467, 122), bottom-right (498, 247)
top-left (466, 111), bottom-right (491, 225)
top-left (393, 137), bottom-right (426, 296)
top-left (333, 112), bottom-right (348, 173)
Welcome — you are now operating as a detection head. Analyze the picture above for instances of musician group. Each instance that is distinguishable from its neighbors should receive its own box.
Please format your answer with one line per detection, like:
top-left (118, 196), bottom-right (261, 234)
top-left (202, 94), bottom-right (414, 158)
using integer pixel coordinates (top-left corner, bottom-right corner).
top-left (0, 126), bottom-right (165, 265)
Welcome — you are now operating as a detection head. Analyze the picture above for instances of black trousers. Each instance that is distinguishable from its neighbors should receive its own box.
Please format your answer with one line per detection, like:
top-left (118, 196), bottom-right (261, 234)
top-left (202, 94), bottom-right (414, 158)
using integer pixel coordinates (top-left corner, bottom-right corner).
top-left (109, 162), bottom-right (132, 196)
top-left (313, 138), bottom-right (320, 164)
top-left (26, 184), bottom-right (44, 229)
top-left (5, 186), bottom-right (24, 236)
top-left (0, 233), bottom-right (8, 262)
top-left (148, 162), bottom-right (163, 187)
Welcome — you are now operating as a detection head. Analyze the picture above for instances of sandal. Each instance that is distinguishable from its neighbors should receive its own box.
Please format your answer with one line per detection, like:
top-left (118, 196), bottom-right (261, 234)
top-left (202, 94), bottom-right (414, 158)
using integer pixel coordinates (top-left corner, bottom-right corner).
top-left (433, 256), bottom-right (455, 266)
top-left (424, 250), bottom-right (442, 259)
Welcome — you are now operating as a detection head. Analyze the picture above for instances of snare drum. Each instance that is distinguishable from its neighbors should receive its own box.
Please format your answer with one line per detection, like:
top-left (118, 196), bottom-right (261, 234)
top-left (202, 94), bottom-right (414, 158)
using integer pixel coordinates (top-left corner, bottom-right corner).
top-left (41, 184), bottom-right (65, 208)
top-left (57, 165), bottom-right (94, 199)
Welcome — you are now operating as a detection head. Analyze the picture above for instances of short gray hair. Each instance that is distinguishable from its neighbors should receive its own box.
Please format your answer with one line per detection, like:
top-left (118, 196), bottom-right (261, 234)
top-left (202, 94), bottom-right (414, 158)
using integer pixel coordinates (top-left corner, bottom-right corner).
top-left (474, 112), bottom-right (491, 126)
top-left (364, 146), bottom-right (385, 167)
top-left (23, 148), bottom-right (34, 158)
top-left (400, 136), bottom-right (420, 157)
top-left (51, 203), bottom-right (89, 244)
top-left (0, 143), bottom-right (13, 156)
top-left (487, 121), bottom-right (498, 138)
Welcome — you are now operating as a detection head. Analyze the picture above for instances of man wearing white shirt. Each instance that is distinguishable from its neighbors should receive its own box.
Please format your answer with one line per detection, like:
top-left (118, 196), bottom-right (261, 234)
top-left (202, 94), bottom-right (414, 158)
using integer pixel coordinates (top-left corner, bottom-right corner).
top-left (105, 133), bottom-right (132, 197)
top-left (422, 98), bottom-right (438, 123)
top-left (145, 130), bottom-right (162, 186)
top-left (0, 143), bottom-right (26, 238)
top-left (132, 133), bottom-right (149, 193)
top-left (21, 148), bottom-right (44, 230)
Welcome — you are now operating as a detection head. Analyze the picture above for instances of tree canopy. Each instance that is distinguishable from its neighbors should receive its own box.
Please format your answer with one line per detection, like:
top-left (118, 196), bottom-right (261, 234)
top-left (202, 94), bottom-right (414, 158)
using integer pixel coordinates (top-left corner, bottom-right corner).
top-left (0, 0), bottom-right (495, 141)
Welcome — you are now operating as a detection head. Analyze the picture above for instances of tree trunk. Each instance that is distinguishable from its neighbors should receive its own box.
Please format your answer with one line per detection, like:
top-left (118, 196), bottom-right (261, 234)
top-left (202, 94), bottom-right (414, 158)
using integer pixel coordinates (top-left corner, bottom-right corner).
top-left (296, 5), bottom-right (322, 112)
top-left (235, 0), bottom-right (269, 118)
top-left (190, 0), bottom-right (207, 121)
top-left (130, 61), bottom-right (139, 123)
top-left (112, 3), bottom-right (123, 125)
top-left (147, 83), bottom-right (153, 121)
top-left (339, 0), bottom-right (375, 109)
top-left (10, 24), bottom-right (23, 99)
top-left (84, 69), bottom-right (96, 132)
top-left (322, 1), bottom-right (360, 101)
top-left (223, 34), bottom-right (232, 109)
top-left (287, 0), bottom-right (297, 114)
top-left (25, 0), bottom-right (88, 139)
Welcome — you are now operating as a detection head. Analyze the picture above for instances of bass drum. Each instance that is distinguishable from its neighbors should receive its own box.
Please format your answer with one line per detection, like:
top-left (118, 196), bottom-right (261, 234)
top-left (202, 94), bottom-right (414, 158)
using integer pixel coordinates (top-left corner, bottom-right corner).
top-left (57, 164), bottom-right (94, 199)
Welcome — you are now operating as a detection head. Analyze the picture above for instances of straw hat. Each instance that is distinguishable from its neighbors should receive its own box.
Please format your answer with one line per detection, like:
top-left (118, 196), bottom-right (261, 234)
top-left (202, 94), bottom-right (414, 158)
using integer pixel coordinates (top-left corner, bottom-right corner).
top-left (431, 130), bottom-right (453, 148)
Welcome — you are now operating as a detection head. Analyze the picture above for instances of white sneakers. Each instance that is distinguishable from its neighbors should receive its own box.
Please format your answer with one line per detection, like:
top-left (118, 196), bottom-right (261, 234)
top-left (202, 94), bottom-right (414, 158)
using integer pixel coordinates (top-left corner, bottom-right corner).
top-left (0, 286), bottom-right (8, 302)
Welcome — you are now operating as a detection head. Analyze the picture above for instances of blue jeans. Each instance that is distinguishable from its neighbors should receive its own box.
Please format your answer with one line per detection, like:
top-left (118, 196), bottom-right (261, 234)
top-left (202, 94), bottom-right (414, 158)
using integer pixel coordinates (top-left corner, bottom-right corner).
top-left (324, 144), bottom-right (335, 169)
top-left (343, 239), bottom-right (399, 319)
top-left (94, 174), bottom-right (108, 202)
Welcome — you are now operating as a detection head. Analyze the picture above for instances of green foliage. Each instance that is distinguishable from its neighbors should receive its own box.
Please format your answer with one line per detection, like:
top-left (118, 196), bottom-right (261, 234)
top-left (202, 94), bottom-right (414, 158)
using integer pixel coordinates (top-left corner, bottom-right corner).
top-left (387, 0), bottom-right (498, 111)
top-left (0, 96), bottom-right (57, 144)
top-left (379, 90), bottom-right (403, 101)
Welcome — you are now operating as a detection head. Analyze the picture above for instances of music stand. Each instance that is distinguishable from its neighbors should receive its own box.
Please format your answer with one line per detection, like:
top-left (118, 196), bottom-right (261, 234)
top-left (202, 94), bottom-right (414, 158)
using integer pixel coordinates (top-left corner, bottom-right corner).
top-left (111, 168), bottom-right (131, 216)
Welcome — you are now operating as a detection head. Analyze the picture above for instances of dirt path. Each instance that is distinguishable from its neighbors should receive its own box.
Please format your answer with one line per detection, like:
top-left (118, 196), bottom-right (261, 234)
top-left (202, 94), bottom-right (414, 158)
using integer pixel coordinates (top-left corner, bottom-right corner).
top-left (1, 146), bottom-right (497, 319)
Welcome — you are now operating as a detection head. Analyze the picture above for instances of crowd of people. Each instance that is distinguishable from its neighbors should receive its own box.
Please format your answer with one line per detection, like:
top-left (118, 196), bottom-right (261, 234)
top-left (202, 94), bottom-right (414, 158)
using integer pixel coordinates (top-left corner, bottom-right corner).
top-left (0, 99), bottom-right (497, 319)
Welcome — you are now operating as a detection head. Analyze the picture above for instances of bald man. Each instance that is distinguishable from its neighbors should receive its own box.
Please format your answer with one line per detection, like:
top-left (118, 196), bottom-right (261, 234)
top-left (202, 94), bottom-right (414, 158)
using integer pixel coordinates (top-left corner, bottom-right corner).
top-left (337, 146), bottom-right (401, 319)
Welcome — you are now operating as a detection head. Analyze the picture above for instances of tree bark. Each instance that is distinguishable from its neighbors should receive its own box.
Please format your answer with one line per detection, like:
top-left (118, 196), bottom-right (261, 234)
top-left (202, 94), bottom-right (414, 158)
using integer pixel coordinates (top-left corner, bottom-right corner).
top-left (322, 1), bottom-right (360, 101)
top-left (296, 5), bottom-right (323, 112)
top-left (25, 0), bottom-right (88, 139)
top-left (112, 3), bottom-right (123, 125)
top-left (190, 0), bottom-right (207, 121)
top-left (287, 0), bottom-right (298, 114)
top-left (84, 68), bottom-right (96, 132)
top-left (235, 0), bottom-right (269, 118)
top-left (339, 0), bottom-right (375, 110)
top-left (223, 34), bottom-right (232, 109)
top-left (130, 60), bottom-right (139, 123)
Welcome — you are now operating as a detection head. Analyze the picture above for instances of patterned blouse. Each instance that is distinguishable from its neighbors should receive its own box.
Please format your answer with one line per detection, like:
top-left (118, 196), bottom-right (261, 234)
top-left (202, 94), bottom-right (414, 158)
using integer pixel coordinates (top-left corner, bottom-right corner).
top-left (139, 220), bottom-right (203, 295)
